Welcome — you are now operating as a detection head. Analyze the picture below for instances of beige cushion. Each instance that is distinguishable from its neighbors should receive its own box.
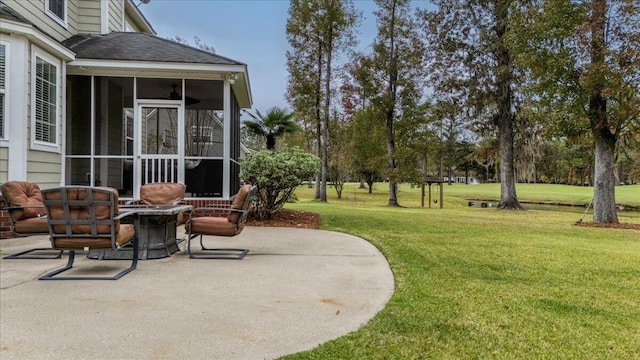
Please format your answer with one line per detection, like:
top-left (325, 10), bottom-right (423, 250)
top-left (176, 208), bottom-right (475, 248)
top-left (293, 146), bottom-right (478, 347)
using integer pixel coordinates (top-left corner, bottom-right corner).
top-left (190, 216), bottom-right (239, 237)
top-left (13, 216), bottom-right (49, 234)
top-left (52, 224), bottom-right (135, 249)
top-left (140, 182), bottom-right (187, 224)
top-left (140, 182), bottom-right (186, 205)
top-left (2, 181), bottom-right (46, 220)
top-left (227, 185), bottom-right (252, 224)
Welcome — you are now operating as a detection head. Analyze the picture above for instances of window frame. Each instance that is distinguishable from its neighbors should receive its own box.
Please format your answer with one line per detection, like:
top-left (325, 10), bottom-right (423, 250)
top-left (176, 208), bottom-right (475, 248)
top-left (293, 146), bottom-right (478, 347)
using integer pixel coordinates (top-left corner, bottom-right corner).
top-left (30, 48), bottom-right (61, 153)
top-left (0, 41), bottom-right (7, 143)
top-left (190, 125), bottom-right (214, 144)
top-left (45, 0), bottom-right (68, 28)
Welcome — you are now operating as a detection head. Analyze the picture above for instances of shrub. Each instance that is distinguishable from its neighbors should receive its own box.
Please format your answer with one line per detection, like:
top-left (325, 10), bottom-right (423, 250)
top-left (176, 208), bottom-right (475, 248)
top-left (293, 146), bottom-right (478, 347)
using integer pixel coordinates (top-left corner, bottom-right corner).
top-left (240, 148), bottom-right (319, 219)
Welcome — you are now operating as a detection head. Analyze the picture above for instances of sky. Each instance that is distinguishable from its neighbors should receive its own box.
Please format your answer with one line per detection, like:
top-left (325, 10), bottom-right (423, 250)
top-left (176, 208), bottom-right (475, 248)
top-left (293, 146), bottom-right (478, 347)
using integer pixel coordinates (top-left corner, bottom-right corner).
top-left (139, 0), bottom-right (430, 117)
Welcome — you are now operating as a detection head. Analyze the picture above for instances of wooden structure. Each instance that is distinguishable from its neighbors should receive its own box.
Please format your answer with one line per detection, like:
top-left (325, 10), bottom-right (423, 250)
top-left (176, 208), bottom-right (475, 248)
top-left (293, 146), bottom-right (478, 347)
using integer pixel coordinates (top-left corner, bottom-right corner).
top-left (421, 180), bottom-right (444, 209)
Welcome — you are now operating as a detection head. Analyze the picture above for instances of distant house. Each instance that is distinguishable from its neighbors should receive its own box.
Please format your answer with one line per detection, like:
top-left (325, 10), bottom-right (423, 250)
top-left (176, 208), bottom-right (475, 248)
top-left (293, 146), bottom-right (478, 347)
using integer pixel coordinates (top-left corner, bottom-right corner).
top-left (0, 0), bottom-right (252, 200)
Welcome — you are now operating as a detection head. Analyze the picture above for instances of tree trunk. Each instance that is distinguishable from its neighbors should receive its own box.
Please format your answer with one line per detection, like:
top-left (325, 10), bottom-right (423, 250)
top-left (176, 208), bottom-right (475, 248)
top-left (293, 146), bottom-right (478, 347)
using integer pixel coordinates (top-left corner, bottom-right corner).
top-left (266, 134), bottom-right (276, 150)
top-left (314, 39), bottom-right (323, 201)
top-left (498, 117), bottom-right (523, 209)
top-left (495, 0), bottom-right (523, 210)
top-left (592, 130), bottom-right (618, 223)
top-left (589, 0), bottom-right (618, 223)
top-left (385, 1), bottom-right (399, 207)
top-left (319, 22), bottom-right (334, 203)
top-left (386, 108), bottom-right (399, 206)
top-left (366, 173), bottom-right (374, 193)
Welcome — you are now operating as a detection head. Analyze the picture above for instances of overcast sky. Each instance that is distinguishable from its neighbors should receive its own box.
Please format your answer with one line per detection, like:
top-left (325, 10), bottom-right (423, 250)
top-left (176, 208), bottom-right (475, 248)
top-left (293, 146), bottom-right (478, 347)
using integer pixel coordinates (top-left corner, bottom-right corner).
top-left (139, 0), bottom-right (430, 117)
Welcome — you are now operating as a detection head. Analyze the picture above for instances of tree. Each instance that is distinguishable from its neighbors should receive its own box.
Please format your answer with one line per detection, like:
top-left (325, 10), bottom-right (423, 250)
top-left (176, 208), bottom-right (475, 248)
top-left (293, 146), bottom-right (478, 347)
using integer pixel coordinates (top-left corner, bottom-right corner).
top-left (511, 0), bottom-right (640, 223)
top-left (347, 107), bottom-right (388, 193)
top-left (170, 35), bottom-right (216, 54)
top-left (286, 0), bottom-right (359, 202)
top-left (327, 110), bottom-right (351, 198)
top-left (420, 0), bottom-right (525, 210)
top-left (240, 149), bottom-right (319, 219)
top-left (370, 0), bottom-right (425, 207)
top-left (243, 107), bottom-right (299, 150)
top-left (240, 125), bottom-right (262, 152)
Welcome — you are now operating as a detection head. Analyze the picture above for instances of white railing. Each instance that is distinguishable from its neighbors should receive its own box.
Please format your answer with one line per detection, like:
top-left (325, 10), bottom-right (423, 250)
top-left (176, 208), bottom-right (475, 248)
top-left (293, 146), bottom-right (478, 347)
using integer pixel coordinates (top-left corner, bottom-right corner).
top-left (142, 157), bottom-right (178, 184)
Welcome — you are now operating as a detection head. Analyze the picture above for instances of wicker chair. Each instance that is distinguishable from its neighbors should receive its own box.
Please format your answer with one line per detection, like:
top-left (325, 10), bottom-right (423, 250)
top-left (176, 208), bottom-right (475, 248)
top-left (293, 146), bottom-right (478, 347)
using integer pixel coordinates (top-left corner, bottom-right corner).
top-left (186, 185), bottom-right (256, 259)
top-left (40, 186), bottom-right (139, 280)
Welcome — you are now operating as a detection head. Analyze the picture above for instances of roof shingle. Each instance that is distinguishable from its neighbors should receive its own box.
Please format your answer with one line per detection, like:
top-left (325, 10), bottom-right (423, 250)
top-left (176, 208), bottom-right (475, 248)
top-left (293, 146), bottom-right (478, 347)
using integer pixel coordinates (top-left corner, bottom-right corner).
top-left (63, 32), bottom-right (244, 66)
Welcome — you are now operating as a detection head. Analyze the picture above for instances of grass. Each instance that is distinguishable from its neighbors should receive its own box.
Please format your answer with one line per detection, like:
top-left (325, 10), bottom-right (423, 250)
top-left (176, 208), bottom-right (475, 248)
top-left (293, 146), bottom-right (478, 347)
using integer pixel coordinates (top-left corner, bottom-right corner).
top-left (280, 183), bottom-right (640, 359)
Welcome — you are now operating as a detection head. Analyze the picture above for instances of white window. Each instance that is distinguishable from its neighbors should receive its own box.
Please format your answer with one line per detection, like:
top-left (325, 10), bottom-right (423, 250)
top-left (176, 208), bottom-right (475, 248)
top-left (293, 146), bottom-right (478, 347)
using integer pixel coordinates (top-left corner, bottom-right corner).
top-left (191, 126), bottom-right (213, 144)
top-left (124, 109), bottom-right (134, 156)
top-left (31, 49), bottom-right (60, 151)
top-left (46, 0), bottom-right (67, 27)
top-left (0, 43), bottom-right (6, 140)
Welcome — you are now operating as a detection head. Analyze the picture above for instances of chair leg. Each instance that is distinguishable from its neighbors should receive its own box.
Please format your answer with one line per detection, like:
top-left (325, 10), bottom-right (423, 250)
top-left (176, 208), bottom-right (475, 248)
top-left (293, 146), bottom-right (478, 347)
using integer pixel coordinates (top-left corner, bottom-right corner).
top-left (39, 234), bottom-right (139, 280)
top-left (187, 233), bottom-right (248, 260)
top-left (38, 250), bottom-right (76, 280)
top-left (3, 248), bottom-right (63, 260)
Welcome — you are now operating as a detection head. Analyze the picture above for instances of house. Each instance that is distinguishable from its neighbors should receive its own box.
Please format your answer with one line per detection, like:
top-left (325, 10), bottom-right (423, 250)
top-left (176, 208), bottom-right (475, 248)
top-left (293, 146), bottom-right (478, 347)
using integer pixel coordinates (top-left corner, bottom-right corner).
top-left (0, 0), bottom-right (252, 203)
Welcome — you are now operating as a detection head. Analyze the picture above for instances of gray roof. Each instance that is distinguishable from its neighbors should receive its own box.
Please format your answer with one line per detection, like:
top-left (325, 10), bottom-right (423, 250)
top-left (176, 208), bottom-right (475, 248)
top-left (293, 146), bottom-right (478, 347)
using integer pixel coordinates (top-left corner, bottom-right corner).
top-left (63, 32), bottom-right (244, 66)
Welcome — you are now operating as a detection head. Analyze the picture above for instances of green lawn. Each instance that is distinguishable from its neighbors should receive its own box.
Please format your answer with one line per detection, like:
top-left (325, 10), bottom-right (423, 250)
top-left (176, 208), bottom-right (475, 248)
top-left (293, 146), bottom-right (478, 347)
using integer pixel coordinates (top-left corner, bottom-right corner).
top-left (280, 183), bottom-right (640, 359)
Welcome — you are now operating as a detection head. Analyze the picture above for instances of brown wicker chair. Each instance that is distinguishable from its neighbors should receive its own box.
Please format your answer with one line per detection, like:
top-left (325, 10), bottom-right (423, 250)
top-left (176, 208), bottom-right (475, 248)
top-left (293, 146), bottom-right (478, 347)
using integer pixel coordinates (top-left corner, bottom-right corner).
top-left (40, 186), bottom-right (139, 280)
top-left (186, 185), bottom-right (256, 259)
top-left (1, 181), bottom-right (62, 259)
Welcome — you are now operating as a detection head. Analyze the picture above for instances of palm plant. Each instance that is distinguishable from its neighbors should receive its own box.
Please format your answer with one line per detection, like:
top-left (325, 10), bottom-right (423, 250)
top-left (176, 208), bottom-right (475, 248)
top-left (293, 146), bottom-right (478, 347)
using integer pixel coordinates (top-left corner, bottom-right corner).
top-left (243, 107), bottom-right (299, 150)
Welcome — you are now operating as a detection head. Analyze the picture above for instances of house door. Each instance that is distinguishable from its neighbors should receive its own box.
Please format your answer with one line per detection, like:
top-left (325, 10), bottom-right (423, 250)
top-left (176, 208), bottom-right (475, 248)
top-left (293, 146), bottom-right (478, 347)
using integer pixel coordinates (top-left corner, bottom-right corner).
top-left (135, 102), bottom-right (184, 189)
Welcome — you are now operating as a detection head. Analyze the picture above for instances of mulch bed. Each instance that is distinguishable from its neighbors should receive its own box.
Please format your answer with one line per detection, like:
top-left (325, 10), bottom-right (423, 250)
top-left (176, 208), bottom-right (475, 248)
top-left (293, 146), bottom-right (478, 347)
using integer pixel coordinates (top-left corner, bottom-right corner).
top-left (245, 209), bottom-right (638, 231)
top-left (575, 222), bottom-right (640, 230)
top-left (246, 209), bottom-right (321, 229)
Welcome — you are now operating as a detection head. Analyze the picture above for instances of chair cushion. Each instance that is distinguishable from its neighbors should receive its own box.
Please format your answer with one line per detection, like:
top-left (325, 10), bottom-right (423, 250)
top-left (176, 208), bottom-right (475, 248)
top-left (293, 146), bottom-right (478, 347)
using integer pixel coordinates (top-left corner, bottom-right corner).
top-left (13, 216), bottom-right (49, 234)
top-left (52, 224), bottom-right (135, 249)
top-left (44, 187), bottom-right (120, 234)
top-left (191, 216), bottom-right (240, 236)
top-left (1, 181), bottom-right (46, 220)
top-left (227, 185), bottom-right (252, 224)
top-left (140, 182), bottom-right (186, 205)
top-left (140, 182), bottom-right (187, 225)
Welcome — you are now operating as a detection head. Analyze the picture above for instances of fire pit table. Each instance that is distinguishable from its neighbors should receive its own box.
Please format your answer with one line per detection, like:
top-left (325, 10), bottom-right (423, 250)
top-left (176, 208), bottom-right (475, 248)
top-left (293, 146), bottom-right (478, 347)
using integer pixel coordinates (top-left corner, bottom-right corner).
top-left (88, 204), bottom-right (192, 260)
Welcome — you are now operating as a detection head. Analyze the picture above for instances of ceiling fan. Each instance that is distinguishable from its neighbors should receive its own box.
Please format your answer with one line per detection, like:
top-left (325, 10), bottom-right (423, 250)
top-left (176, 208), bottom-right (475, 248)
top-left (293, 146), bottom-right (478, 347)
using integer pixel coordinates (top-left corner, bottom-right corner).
top-left (167, 84), bottom-right (200, 106)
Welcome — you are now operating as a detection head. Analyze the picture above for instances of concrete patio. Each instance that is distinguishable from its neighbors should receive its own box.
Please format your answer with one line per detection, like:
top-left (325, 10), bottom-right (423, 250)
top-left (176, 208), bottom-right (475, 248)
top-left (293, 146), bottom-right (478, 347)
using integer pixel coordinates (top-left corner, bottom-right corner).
top-left (0, 226), bottom-right (394, 360)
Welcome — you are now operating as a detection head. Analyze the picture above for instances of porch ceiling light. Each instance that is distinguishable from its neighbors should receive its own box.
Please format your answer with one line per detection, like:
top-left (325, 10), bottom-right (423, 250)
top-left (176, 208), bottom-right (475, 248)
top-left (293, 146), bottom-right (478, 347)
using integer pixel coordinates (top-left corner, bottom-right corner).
top-left (223, 73), bottom-right (238, 84)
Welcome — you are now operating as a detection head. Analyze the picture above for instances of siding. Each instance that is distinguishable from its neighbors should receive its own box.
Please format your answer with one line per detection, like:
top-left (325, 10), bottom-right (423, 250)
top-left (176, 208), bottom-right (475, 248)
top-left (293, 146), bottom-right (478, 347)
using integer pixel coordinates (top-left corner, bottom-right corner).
top-left (76, 0), bottom-right (101, 34)
top-left (108, 0), bottom-right (124, 32)
top-left (27, 153), bottom-right (62, 189)
top-left (24, 41), bottom-right (63, 189)
top-left (3, 0), bottom-right (77, 41)
top-left (0, 148), bottom-right (7, 183)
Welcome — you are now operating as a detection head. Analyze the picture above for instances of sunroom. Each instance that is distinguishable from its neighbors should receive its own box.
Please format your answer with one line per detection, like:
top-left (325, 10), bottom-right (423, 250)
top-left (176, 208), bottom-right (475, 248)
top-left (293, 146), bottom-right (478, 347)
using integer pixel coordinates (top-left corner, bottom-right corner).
top-left (62, 32), bottom-right (252, 200)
